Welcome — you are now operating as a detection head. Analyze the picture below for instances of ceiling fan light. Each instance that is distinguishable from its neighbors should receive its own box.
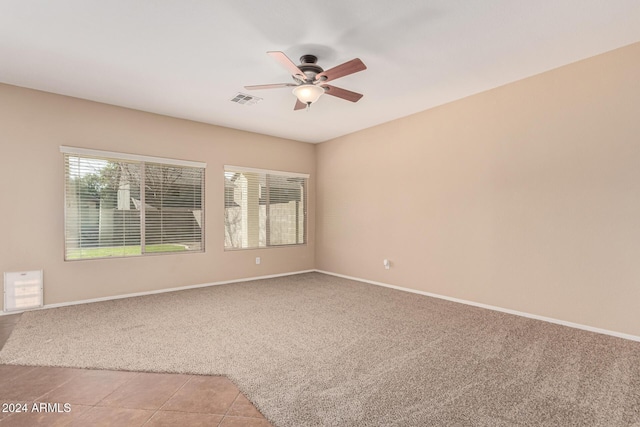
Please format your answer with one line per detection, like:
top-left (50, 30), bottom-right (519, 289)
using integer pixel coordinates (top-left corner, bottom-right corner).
top-left (292, 84), bottom-right (324, 104)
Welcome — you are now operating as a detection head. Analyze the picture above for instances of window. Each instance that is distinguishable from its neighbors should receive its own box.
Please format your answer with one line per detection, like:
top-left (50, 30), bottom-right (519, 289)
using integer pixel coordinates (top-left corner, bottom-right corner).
top-left (62, 146), bottom-right (205, 260)
top-left (224, 166), bottom-right (308, 249)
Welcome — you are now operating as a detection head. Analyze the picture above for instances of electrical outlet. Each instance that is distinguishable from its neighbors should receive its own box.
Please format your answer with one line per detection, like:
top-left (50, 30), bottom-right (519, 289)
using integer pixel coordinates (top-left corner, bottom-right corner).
top-left (256, 257), bottom-right (261, 265)
top-left (383, 259), bottom-right (390, 270)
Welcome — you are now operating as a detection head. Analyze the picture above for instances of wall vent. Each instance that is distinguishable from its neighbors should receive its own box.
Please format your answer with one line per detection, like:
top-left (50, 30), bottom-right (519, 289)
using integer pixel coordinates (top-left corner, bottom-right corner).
top-left (230, 93), bottom-right (262, 106)
top-left (4, 270), bottom-right (43, 312)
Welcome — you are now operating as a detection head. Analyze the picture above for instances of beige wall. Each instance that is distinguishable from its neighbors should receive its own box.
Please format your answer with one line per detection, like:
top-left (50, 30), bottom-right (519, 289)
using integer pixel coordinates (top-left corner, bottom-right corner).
top-left (0, 84), bottom-right (315, 310)
top-left (316, 42), bottom-right (640, 337)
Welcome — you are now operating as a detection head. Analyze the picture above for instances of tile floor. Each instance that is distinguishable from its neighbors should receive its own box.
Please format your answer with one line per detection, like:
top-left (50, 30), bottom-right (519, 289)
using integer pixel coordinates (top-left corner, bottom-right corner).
top-left (0, 314), bottom-right (273, 426)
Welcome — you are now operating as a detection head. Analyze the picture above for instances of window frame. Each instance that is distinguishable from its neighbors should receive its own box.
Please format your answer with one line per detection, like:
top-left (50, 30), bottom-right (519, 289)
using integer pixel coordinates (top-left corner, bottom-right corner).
top-left (61, 146), bottom-right (206, 261)
top-left (223, 165), bottom-right (309, 251)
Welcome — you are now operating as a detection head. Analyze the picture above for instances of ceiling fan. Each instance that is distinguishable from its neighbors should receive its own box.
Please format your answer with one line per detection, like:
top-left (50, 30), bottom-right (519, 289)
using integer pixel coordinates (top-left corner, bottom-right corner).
top-left (245, 51), bottom-right (367, 111)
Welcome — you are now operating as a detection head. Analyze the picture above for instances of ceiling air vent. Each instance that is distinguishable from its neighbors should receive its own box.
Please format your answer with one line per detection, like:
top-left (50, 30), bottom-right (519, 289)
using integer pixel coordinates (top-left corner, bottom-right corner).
top-left (230, 93), bottom-right (262, 106)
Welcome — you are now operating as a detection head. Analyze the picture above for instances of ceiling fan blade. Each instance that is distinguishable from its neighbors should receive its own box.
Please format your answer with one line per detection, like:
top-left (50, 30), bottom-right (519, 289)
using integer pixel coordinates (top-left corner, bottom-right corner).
top-left (321, 85), bottom-right (363, 102)
top-left (294, 99), bottom-right (307, 110)
top-left (268, 51), bottom-right (305, 79)
top-left (316, 58), bottom-right (366, 83)
top-left (245, 83), bottom-right (296, 90)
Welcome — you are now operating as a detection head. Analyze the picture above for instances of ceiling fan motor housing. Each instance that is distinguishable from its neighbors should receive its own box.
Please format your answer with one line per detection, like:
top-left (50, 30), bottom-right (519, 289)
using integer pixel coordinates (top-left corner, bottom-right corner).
top-left (298, 55), bottom-right (324, 81)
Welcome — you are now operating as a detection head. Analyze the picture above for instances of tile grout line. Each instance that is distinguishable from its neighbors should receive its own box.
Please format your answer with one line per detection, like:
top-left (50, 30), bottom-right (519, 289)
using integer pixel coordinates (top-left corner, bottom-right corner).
top-left (90, 373), bottom-right (192, 427)
top-left (92, 371), bottom-right (142, 408)
top-left (31, 367), bottom-right (87, 403)
top-left (86, 371), bottom-right (151, 426)
top-left (138, 409), bottom-right (156, 427)
top-left (0, 400), bottom-right (35, 425)
top-left (217, 390), bottom-right (242, 427)
top-left (2, 365), bottom-right (39, 386)
top-left (141, 374), bottom-right (194, 426)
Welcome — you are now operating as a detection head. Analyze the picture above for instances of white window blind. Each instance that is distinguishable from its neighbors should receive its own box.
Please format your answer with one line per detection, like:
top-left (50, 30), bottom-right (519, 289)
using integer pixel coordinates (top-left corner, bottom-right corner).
top-left (62, 147), bottom-right (205, 260)
top-left (224, 166), bottom-right (308, 250)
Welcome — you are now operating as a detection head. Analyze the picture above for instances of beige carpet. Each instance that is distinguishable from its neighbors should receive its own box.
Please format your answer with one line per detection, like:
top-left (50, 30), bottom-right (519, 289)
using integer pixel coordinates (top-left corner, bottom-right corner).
top-left (1, 272), bottom-right (639, 426)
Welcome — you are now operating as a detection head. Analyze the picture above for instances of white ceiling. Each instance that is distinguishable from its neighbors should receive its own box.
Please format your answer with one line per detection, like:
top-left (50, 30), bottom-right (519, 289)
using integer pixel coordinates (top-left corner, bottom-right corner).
top-left (1, 1), bottom-right (639, 143)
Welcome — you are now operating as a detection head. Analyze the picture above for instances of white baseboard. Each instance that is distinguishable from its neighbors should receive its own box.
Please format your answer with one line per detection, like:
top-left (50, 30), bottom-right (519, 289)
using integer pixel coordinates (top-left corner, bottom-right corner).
top-left (314, 269), bottom-right (640, 343)
top-left (1, 270), bottom-right (315, 315)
